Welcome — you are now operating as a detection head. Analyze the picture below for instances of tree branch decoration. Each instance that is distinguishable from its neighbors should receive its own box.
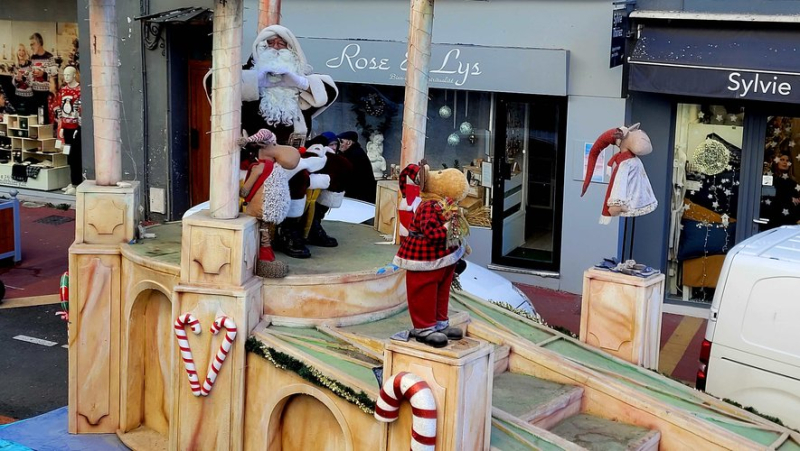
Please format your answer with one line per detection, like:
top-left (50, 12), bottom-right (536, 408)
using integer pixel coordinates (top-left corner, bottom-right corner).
top-left (352, 92), bottom-right (397, 141)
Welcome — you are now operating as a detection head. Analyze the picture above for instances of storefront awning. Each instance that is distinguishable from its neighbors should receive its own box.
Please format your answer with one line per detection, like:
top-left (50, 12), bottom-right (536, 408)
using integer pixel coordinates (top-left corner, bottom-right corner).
top-left (135, 7), bottom-right (211, 24)
top-left (628, 25), bottom-right (800, 103)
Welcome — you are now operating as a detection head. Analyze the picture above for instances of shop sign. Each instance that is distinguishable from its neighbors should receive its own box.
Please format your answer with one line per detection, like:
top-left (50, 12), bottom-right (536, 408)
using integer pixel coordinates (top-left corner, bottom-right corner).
top-left (299, 37), bottom-right (567, 95)
top-left (629, 63), bottom-right (800, 104)
top-left (609, 7), bottom-right (629, 69)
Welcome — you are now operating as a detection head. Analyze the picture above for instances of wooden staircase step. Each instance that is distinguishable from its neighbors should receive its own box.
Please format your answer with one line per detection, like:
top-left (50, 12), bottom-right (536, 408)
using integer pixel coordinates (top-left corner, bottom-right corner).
top-left (492, 372), bottom-right (584, 430)
top-left (549, 414), bottom-right (661, 451)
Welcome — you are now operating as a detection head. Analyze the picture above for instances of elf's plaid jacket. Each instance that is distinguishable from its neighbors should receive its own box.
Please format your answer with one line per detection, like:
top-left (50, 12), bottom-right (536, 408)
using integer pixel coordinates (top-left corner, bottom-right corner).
top-left (393, 199), bottom-right (465, 271)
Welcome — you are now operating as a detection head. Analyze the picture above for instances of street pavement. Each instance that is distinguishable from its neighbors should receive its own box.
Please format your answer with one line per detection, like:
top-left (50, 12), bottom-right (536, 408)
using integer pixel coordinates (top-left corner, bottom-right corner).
top-left (0, 303), bottom-right (68, 420)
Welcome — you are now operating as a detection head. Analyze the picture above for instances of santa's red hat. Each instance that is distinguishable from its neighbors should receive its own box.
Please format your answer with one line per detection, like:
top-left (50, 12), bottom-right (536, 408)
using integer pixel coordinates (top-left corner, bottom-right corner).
top-left (581, 127), bottom-right (624, 197)
top-left (398, 162), bottom-right (428, 200)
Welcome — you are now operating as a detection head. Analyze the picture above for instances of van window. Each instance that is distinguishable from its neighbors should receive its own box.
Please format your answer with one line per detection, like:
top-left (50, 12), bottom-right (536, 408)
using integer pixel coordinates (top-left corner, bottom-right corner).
top-left (742, 277), bottom-right (800, 359)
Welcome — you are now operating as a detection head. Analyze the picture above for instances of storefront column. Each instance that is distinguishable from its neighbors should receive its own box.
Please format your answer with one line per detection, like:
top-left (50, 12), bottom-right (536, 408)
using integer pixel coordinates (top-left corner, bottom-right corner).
top-left (400, 0), bottom-right (434, 168)
top-left (88, 0), bottom-right (121, 186)
top-left (209, 0), bottom-right (243, 219)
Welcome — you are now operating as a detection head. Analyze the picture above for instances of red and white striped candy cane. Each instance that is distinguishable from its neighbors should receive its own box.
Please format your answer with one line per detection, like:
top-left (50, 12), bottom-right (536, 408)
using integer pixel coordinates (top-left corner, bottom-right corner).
top-left (174, 313), bottom-right (202, 397)
top-left (201, 316), bottom-right (237, 396)
top-left (374, 371), bottom-right (437, 451)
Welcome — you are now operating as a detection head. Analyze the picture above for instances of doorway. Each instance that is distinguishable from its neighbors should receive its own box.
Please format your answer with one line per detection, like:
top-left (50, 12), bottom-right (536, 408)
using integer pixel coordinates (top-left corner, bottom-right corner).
top-left (755, 115), bottom-right (800, 233)
top-left (491, 94), bottom-right (567, 272)
top-left (188, 60), bottom-right (212, 207)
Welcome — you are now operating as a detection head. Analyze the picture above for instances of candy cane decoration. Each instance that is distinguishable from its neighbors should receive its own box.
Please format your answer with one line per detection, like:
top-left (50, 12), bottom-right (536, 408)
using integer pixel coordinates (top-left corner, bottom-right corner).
top-left (56, 271), bottom-right (69, 322)
top-left (374, 371), bottom-right (437, 451)
top-left (174, 313), bottom-right (203, 397)
top-left (201, 316), bottom-right (237, 396)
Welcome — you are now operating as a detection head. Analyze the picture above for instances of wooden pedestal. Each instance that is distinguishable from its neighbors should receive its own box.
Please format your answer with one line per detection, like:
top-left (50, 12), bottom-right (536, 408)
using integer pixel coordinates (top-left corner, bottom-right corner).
top-left (170, 279), bottom-right (262, 451)
top-left (68, 181), bottom-right (141, 433)
top-left (580, 268), bottom-right (664, 370)
top-left (375, 179), bottom-right (399, 236)
top-left (383, 336), bottom-right (494, 451)
top-left (75, 181), bottom-right (141, 245)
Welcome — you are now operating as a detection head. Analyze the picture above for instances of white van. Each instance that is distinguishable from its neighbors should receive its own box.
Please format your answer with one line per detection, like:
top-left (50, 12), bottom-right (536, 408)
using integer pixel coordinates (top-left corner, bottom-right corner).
top-left (696, 226), bottom-right (800, 429)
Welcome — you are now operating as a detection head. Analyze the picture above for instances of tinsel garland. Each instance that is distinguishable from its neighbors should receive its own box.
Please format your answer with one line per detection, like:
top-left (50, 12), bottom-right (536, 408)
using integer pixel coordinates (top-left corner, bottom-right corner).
top-left (245, 337), bottom-right (377, 415)
top-left (490, 301), bottom-right (578, 338)
top-left (441, 198), bottom-right (470, 248)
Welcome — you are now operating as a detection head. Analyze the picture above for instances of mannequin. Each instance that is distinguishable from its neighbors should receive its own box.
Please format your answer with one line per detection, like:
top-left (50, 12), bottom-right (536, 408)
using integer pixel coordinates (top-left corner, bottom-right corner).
top-left (56, 66), bottom-right (81, 195)
top-left (367, 132), bottom-right (387, 180)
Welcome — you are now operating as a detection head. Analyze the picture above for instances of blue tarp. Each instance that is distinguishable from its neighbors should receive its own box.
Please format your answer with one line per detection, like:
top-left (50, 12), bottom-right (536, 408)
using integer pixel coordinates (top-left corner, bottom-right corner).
top-left (0, 408), bottom-right (127, 451)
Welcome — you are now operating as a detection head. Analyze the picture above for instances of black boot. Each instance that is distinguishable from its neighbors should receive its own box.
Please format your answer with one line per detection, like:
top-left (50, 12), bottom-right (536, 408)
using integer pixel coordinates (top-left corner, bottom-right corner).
top-left (275, 218), bottom-right (311, 259)
top-left (306, 204), bottom-right (338, 247)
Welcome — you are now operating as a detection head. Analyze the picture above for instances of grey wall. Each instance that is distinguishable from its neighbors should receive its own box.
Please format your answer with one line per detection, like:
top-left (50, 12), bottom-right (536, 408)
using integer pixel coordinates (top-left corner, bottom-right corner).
top-left (0, 1), bottom-right (77, 21)
top-left (637, 0), bottom-right (800, 14)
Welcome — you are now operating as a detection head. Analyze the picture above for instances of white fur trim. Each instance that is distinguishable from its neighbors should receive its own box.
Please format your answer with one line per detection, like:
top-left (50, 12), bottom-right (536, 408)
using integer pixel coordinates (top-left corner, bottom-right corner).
top-left (393, 246), bottom-right (465, 271)
top-left (309, 173), bottom-right (331, 190)
top-left (305, 144), bottom-right (327, 157)
top-left (288, 197), bottom-right (306, 218)
top-left (317, 190), bottom-right (344, 208)
top-left (262, 166), bottom-right (291, 223)
top-left (252, 25), bottom-right (310, 73)
top-left (599, 216), bottom-right (612, 225)
top-left (241, 69), bottom-right (260, 102)
top-left (302, 154), bottom-right (327, 173)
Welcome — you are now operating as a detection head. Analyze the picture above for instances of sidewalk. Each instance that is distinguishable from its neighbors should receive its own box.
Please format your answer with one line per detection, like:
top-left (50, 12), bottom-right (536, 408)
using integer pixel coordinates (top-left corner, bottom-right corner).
top-left (0, 203), bottom-right (74, 304)
top-left (515, 284), bottom-right (706, 386)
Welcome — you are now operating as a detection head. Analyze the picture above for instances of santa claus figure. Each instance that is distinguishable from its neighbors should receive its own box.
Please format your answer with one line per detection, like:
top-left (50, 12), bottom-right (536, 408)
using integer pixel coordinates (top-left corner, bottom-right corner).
top-left (241, 25), bottom-right (337, 145)
top-left (239, 25), bottom-right (346, 258)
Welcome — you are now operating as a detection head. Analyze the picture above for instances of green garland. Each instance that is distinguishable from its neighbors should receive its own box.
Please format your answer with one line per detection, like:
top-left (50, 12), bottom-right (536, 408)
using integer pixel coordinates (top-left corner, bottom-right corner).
top-left (246, 337), bottom-right (377, 415)
top-left (490, 301), bottom-right (578, 339)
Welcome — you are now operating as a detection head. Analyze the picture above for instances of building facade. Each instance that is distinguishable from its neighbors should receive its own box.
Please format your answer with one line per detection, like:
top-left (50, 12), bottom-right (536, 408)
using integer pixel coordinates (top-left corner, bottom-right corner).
top-left (627, 0), bottom-right (800, 312)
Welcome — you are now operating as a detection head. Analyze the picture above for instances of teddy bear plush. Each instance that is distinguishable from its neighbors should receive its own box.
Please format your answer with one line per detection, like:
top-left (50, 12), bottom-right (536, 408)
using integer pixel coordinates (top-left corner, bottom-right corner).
top-left (393, 162), bottom-right (471, 348)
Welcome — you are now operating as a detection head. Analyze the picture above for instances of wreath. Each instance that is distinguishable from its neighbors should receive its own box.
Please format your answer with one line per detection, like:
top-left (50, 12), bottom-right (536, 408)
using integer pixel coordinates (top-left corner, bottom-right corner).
top-left (352, 92), bottom-right (396, 140)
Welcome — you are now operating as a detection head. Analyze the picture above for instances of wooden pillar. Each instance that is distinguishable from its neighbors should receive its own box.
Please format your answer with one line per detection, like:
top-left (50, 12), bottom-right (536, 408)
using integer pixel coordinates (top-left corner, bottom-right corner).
top-left (383, 336), bottom-right (494, 450)
top-left (209, 0), bottom-right (243, 219)
top-left (88, 0), bottom-right (122, 186)
top-left (400, 0), bottom-right (434, 169)
top-left (258, 0), bottom-right (281, 29)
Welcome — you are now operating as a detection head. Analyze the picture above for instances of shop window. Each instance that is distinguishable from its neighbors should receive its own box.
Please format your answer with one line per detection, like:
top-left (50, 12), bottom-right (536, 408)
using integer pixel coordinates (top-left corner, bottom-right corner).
top-left (312, 82), bottom-right (492, 220)
top-left (668, 103), bottom-right (744, 304)
top-left (757, 116), bottom-right (800, 233)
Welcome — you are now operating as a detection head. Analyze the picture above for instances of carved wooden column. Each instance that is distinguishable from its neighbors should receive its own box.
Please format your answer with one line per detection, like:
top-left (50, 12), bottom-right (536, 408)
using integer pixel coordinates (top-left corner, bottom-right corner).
top-left (382, 336), bottom-right (494, 450)
top-left (258, 0), bottom-right (281, 29)
top-left (68, 181), bottom-right (141, 433)
top-left (209, 0), bottom-right (243, 219)
top-left (400, 0), bottom-right (434, 168)
top-left (89, 0), bottom-right (122, 186)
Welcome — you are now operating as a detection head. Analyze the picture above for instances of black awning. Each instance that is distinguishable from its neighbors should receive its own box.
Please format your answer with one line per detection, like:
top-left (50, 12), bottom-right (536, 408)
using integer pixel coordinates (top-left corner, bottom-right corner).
top-left (135, 7), bottom-right (211, 24)
top-left (628, 25), bottom-right (800, 103)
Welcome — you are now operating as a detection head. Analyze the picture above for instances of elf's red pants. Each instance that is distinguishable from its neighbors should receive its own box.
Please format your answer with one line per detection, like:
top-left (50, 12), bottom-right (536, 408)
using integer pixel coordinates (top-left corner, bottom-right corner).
top-left (406, 265), bottom-right (456, 329)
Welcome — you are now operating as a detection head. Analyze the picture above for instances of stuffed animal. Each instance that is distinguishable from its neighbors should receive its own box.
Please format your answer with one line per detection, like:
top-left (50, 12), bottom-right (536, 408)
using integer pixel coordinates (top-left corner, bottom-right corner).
top-left (393, 162), bottom-right (471, 348)
top-left (581, 123), bottom-right (658, 224)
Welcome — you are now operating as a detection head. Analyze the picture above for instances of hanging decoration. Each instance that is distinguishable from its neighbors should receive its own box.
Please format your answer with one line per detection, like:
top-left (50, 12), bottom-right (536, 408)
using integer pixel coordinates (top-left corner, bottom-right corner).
top-left (352, 91), bottom-right (397, 140)
top-left (459, 121), bottom-right (473, 136)
top-left (438, 105), bottom-right (452, 119)
top-left (447, 133), bottom-right (461, 147)
top-left (693, 138), bottom-right (730, 175)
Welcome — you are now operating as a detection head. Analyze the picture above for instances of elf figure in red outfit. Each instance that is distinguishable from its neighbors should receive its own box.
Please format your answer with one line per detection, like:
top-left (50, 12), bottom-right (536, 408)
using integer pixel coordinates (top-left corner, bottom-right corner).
top-left (393, 162), bottom-right (471, 348)
top-left (237, 129), bottom-right (301, 278)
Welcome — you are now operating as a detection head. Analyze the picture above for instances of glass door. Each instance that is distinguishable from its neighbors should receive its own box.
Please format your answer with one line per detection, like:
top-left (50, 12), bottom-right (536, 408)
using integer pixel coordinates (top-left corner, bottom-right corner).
top-left (491, 95), bottom-right (566, 271)
top-left (755, 116), bottom-right (800, 232)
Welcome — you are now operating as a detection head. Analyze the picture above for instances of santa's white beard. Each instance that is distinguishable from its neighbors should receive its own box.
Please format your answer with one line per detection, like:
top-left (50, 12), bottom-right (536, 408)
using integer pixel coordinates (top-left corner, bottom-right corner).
top-left (256, 48), bottom-right (304, 127)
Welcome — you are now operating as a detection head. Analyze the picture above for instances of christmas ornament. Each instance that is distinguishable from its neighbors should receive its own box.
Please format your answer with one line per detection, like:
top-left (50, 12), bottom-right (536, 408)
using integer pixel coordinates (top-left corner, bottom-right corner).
top-left (693, 138), bottom-right (730, 175)
top-left (447, 133), bottom-right (460, 146)
top-left (459, 121), bottom-right (473, 136)
top-left (438, 105), bottom-right (452, 119)
top-left (468, 133), bottom-right (477, 145)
